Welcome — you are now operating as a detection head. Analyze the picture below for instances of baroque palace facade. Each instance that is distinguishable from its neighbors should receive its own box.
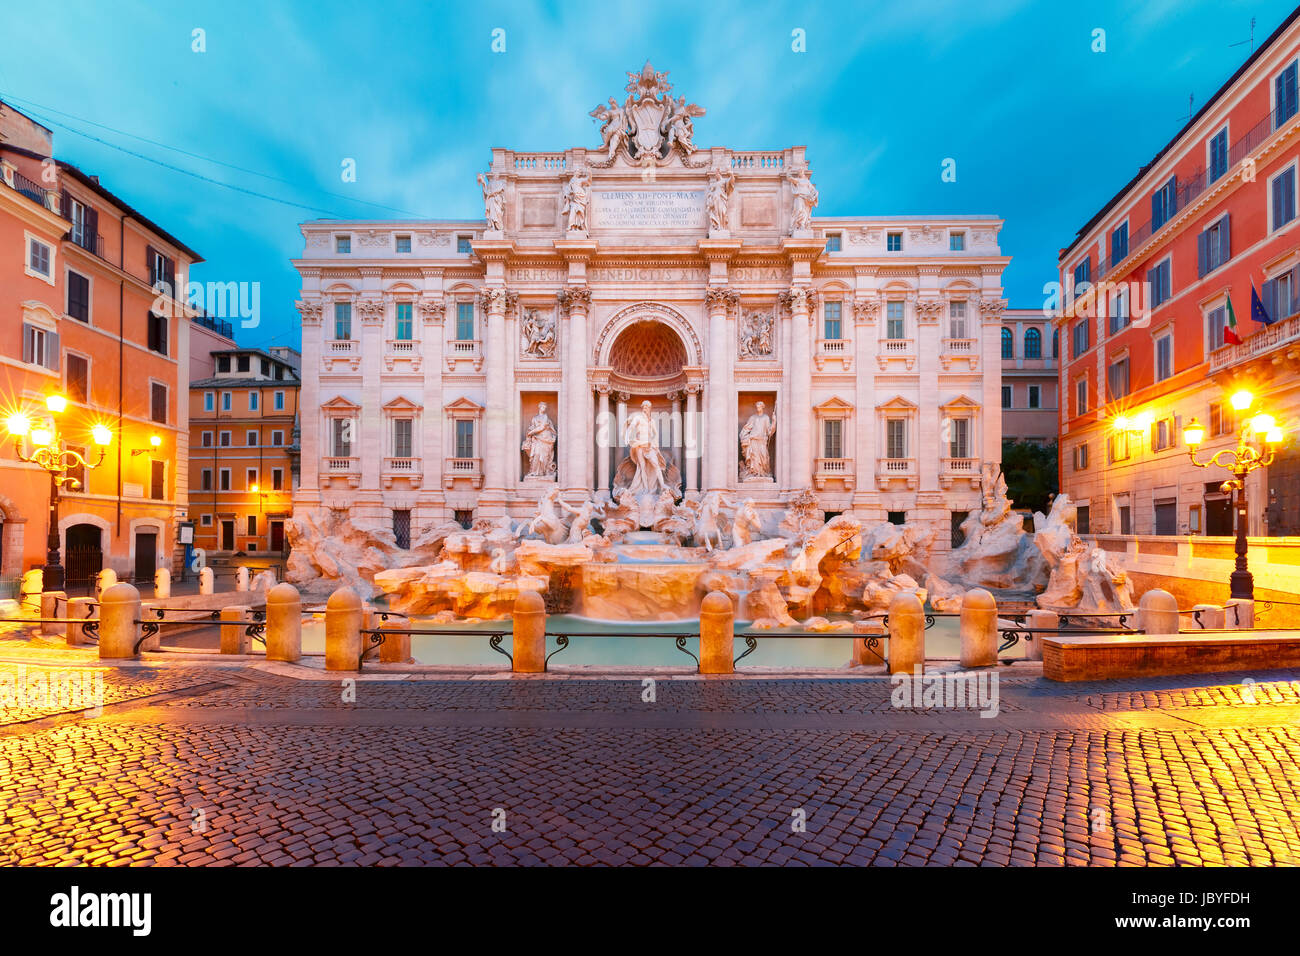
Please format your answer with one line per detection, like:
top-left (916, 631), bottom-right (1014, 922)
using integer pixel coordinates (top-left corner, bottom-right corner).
top-left (292, 64), bottom-right (1009, 550)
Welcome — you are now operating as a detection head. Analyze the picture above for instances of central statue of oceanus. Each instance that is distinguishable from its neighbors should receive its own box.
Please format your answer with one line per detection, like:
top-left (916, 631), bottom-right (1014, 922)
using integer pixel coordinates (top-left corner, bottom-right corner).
top-left (613, 400), bottom-right (682, 507)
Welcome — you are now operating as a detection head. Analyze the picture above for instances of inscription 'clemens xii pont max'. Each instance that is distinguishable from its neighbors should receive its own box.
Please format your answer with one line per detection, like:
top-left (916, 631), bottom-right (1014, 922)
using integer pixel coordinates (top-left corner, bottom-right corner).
top-left (592, 189), bottom-right (707, 229)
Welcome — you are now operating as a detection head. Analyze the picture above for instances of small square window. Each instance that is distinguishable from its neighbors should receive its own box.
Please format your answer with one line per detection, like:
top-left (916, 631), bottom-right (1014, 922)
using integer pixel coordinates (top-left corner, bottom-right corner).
top-left (949, 232), bottom-right (965, 251)
top-left (824, 233), bottom-right (841, 252)
top-left (336, 235), bottom-right (351, 253)
top-left (200, 514), bottom-right (212, 527)
top-left (395, 235), bottom-right (411, 253)
top-left (27, 238), bottom-right (52, 279)
top-left (457, 236), bottom-right (473, 254)
top-left (886, 232), bottom-right (903, 252)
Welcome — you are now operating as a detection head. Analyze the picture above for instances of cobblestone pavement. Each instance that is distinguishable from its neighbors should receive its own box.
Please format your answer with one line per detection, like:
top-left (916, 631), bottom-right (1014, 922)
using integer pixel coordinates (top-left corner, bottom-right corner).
top-left (2, 661), bottom-right (1300, 866)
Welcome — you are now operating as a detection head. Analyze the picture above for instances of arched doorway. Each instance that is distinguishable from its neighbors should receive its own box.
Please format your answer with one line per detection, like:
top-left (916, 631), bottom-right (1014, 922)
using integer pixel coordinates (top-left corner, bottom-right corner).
top-left (65, 523), bottom-right (103, 591)
top-left (607, 319), bottom-right (690, 494)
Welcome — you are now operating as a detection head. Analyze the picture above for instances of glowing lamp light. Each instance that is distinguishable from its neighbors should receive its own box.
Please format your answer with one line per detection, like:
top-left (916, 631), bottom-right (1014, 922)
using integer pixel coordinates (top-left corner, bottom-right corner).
top-left (1251, 414), bottom-right (1276, 434)
top-left (1183, 418), bottom-right (1205, 447)
top-left (91, 424), bottom-right (112, 446)
top-left (45, 394), bottom-right (67, 414)
top-left (1230, 389), bottom-right (1254, 412)
top-left (30, 427), bottom-right (52, 447)
top-left (250, 484), bottom-right (259, 494)
top-left (6, 414), bottom-right (30, 437)
top-left (1113, 415), bottom-right (1130, 432)
top-left (149, 434), bottom-right (162, 448)
top-left (1134, 411), bottom-right (1155, 431)
top-left (1266, 427), bottom-right (1284, 444)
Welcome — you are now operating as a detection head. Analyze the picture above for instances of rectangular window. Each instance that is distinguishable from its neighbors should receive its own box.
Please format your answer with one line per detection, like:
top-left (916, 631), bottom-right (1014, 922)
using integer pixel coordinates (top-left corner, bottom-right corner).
top-left (27, 237), bottom-right (51, 278)
top-left (823, 301), bottom-right (842, 340)
top-left (332, 418), bottom-right (352, 457)
top-left (949, 418), bottom-right (970, 458)
top-left (1271, 166), bottom-right (1296, 231)
top-left (886, 419), bottom-right (906, 459)
top-left (1152, 175), bottom-right (1177, 230)
top-left (216, 355), bottom-right (230, 373)
top-left (204, 391), bottom-right (215, 412)
top-left (1028, 385), bottom-right (1041, 409)
top-left (150, 382), bottom-right (167, 424)
top-left (949, 231), bottom-right (965, 251)
top-left (395, 234), bottom-right (412, 253)
top-left (1198, 215), bottom-right (1231, 276)
top-left (455, 420), bottom-right (475, 459)
top-left (1263, 267), bottom-right (1299, 322)
top-left (1118, 503), bottom-right (1132, 534)
top-left (247, 515), bottom-right (257, 536)
top-left (1072, 259), bottom-right (1091, 296)
top-left (147, 312), bottom-right (169, 355)
top-left (885, 301), bottom-right (904, 340)
top-left (272, 430), bottom-right (284, 446)
top-left (1110, 433), bottom-right (1131, 463)
top-left (147, 249), bottom-right (174, 291)
top-left (1155, 333), bottom-right (1173, 381)
top-left (1209, 128), bottom-right (1229, 183)
top-left (274, 391), bottom-right (285, 410)
top-left (1152, 418), bottom-right (1172, 452)
top-left (66, 353), bottom-right (89, 403)
top-left (886, 232), bottom-right (902, 252)
top-left (1154, 498), bottom-right (1177, 536)
top-left (150, 460), bottom-right (165, 500)
top-left (1001, 385), bottom-right (1012, 408)
top-left (249, 391), bottom-right (259, 411)
top-left (201, 468), bottom-right (213, 491)
top-left (336, 235), bottom-right (351, 253)
top-left (949, 300), bottom-right (967, 338)
top-left (1276, 61), bottom-right (1298, 130)
top-left (201, 431), bottom-right (212, 448)
top-left (219, 468), bottom-right (231, 491)
top-left (272, 468), bottom-right (284, 491)
top-left (887, 510), bottom-right (906, 526)
top-left (334, 302), bottom-right (352, 340)
top-left (1109, 222), bottom-right (1128, 264)
top-left (1149, 259), bottom-right (1171, 308)
top-left (395, 302), bottom-right (413, 340)
top-left (1109, 289), bottom-right (1130, 335)
top-left (235, 354), bottom-right (249, 373)
top-left (824, 233), bottom-right (841, 252)
top-left (221, 391), bottom-right (232, 411)
top-left (67, 270), bottom-right (90, 321)
top-left (1207, 306), bottom-right (1227, 351)
top-left (21, 323), bottom-right (58, 370)
top-left (246, 468), bottom-right (258, 488)
top-left (1072, 320), bottom-right (1090, 358)
top-left (200, 514), bottom-right (212, 527)
top-left (1210, 401), bottom-right (1234, 436)
top-left (246, 430), bottom-right (258, 447)
top-left (219, 431), bottom-right (231, 447)
top-left (1076, 378), bottom-right (1089, 415)
top-left (457, 236), bottom-right (473, 254)
top-left (393, 418), bottom-right (413, 458)
top-left (823, 419), bottom-right (843, 459)
top-left (1076, 505), bottom-right (1090, 534)
top-left (1107, 358), bottom-right (1130, 400)
top-left (456, 302), bottom-right (475, 340)
top-left (1073, 443), bottom-right (1089, 470)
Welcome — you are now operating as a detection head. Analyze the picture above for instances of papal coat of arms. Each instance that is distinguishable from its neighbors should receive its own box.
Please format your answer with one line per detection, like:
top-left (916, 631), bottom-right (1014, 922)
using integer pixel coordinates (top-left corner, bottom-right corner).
top-left (589, 61), bottom-right (706, 166)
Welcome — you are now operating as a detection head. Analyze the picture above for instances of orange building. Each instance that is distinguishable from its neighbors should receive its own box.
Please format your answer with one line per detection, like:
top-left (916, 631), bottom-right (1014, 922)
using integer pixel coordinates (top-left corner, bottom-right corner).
top-left (188, 345), bottom-right (300, 558)
top-left (0, 100), bottom-right (201, 588)
top-left (1057, 10), bottom-right (1300, 538)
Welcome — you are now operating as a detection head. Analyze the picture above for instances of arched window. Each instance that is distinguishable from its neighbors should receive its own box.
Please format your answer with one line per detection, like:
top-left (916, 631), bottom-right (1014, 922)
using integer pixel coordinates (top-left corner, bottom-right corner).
top-left (1001, 327), bottom-right (1014, 359)
top-left (1052, 329), bottom-right (1059, 358)
top-left (1024, 327), bottom-right (1042, 359)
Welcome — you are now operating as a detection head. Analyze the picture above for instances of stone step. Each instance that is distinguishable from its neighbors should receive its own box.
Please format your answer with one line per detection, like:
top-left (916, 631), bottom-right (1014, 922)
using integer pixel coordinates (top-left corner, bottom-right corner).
top-left (1043, 630), bottom-right (1300, 681)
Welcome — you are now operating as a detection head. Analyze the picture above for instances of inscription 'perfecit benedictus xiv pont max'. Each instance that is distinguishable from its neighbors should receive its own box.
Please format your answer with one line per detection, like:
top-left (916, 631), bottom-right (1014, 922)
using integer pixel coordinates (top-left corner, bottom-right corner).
top-left (290, 60), bottom-right (1010, 568)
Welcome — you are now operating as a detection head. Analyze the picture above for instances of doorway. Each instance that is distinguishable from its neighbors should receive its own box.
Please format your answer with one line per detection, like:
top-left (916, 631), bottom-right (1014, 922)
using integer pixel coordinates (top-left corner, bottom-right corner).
top-left (66, 523), bottom-right (103, 590)
top-left (221, 520), bottom-right (235, 551)
top-left (270, 520), bottom-right (285, 553)
top-left (134, 530), bottom-right (157, 582)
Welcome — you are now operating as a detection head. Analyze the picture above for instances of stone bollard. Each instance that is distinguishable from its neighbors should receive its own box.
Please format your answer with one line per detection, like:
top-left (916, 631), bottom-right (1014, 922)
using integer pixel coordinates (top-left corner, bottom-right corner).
top-left (154, 566), bottom-right (171, 600)
top-left (699, 590), bottom-right (735, 674)
top-left (199, 567), bottom-right (214, 595)
top-left (1138, 589), bottom-right (1179, 635)
top-left (379, 618), bottom-right (412, 664)
top-left (512, 590), bottom-right (547, 673)
top-left (95, 568), bottom-right (117, 600)
top-left (220, 605), bottom-right (252, 654)
top-left (851, 618), bottom-right (887, 668)
top-left (887, 591), bottom-right (925, 676)
top-left (265, 582), bottom-right (302, 662)
top-left (20, 568), bottom-right (43, 611)
top-left (66, 597), bottom-right (97, 647)
top-left (1023, 609), bottom-right (1058, 662)
top-left (959, 588), bottom-right (998, 668)
top-left (40, 591), bottom-right (67, 636)
top-left (1192, 603), bottom-right (1226, 629)
top-left (235, 567), bottom-right (250, 592)
top-left (1225, 598), bottom-right (1254, 629)
top-left (324, 587), bottom-right (363, 671)
top-left (99, 583), bottom-right (142, 659)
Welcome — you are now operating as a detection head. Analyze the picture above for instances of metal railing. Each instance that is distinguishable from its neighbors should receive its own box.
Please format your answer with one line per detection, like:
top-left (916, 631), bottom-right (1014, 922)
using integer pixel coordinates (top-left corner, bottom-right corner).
top-left (356, 626), bottom-right (508, 671)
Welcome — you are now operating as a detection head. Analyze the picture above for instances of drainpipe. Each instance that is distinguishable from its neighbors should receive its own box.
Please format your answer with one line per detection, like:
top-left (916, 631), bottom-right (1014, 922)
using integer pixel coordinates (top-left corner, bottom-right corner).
top-left (117, 214), bottom-right (127, 540)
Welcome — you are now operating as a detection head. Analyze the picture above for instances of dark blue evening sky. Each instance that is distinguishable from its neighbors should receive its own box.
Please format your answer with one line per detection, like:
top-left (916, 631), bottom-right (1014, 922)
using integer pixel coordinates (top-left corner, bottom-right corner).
top-left (1, 0), bottom-right (1293, 348)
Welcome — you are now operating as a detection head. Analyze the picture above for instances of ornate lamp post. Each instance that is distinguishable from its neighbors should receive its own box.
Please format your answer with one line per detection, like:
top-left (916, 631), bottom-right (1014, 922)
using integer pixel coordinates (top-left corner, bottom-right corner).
top-left (1183, 389), bottom-right (1284, 602)
top-left (3, 395), bottom-right (112, 591)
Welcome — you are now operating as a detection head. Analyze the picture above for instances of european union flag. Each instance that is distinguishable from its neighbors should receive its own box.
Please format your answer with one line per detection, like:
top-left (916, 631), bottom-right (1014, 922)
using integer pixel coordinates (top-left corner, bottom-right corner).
top-left (1252, 283), bottom-right (1275, 326)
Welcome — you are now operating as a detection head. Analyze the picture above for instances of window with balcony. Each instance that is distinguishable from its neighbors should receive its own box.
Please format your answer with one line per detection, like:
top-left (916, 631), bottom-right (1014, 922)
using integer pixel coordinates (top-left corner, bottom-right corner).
top-left (67, 270), bottom-right (90, 322)
top-left (948, 418), bottom-right (970, 459)
top-left (1275, 60), bottom-right (1298, 130)
top-left (393, 418), bottom-right (413, 458)
top-left (823, 301), bottom-right (842, 340)
top-left (1262, 266), bottom-right (1299, 323)
top-left (1109, 222), bottom-right (1128, 264)
top-left (1149, 258), bottom-right (1171, 308)
top-left (1209, 127), bottom-right (1229, 183)
top-left (1024, 327), bottom-right (1041, 358)
top-left (455, 419), bottom-right (475, 459)
top-left (1107, 357), bottom-right (1130, 400)
top-left (1151, 175), bottom-right (1177, 229)
top-left (886, 419), bottom-right (906, 459)
top-left (1155, 333), bottom-right (1173, 382)
top-left (456, 302), bottom-right (475, 340)
top-left (886, 232), bottom-right (902, 251)
top-left (334, 302), bottom-right (352, 340)
top-left (822, 419), bottom-right (843, 459)
top-left (1198, 215), bottom-right (1231, 276)
top-left (949, 300), bottom-right (968, 339)
top-left (331, 418), bottom-right (352, 457)
top-left (1000, 327), bottom-right (1013, 359)
top-left (1271, 165), bottom-right (1296, 232)
top-left (1207, 305), bottom-right (1228, 351)
top-left (885, 300), bottom-right (904, 340)
top-left (395, 302), bottom-right (413, 340)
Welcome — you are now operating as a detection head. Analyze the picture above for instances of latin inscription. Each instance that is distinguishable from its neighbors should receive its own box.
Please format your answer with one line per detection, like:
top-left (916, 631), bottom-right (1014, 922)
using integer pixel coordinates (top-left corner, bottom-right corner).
top-left (592, 189), bottom-right (707, 230)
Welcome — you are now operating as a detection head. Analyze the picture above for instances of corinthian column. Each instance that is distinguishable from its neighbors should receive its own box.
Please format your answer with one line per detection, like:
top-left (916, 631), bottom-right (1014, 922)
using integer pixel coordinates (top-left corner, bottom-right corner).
top-left (481, 287), bottom-right (509, 511)
top-left (562, 286), bottom-right (592, 497)
top-left (705, 287), bottom-right (736, 491)
top-left (787, 286), bottom-right (813, 489)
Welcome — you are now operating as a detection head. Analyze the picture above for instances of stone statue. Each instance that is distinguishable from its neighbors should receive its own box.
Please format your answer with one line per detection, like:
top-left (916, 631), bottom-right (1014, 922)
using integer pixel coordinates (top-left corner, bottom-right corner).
top-left (528, 487), bottom-right (570, 544)
top-left (662, 96), bottom-right (705, 155)
top-left (589, 97), bottom-right (629, 163)
top-left (562, 496), bottom-right (604, 544)
top-left (739, 402), bottom-right (777, 480)
top-left (731, 499), bottom-right (763, 547)
top-left (651, 489), bottom-right (692, 541)
top-left (561, 165), bottom-right (591, 233)
top-left (601, 487), bottom-right (639, 541)
top-left (520, 308), bottom-right (556, 358)
top-left (1034, 494), bottom-right (1135, 614)
top-left (521, 402), bottom-right (557, 479)
top-left (787, 166), bottom-right (819, 232)
top-left (694, 490), bottom-right (728, 552)
top-left (618, 400), bottom-right (670, 498)
top-left (738, 311), bottom-right (774, 359)
top-left (477, 172), bottom-right (506, 231)
top-left (706, 166), bottom-right (735, 234)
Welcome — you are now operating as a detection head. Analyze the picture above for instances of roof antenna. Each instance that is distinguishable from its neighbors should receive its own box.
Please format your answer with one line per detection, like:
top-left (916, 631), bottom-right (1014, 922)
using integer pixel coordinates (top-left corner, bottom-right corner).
top-left (1229, 16), bottom-right (1256, 55)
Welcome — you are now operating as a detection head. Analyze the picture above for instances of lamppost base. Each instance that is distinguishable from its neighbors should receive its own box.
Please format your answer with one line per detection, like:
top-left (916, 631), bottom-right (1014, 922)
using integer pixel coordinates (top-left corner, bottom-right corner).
top-left (1229, 569), bottom-right (1254, 602)
top-left (42, 564), bottom-right (65, 592)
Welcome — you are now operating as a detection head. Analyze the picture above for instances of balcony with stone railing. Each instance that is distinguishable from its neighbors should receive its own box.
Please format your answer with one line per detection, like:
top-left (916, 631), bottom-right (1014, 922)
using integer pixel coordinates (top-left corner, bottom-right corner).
top-left (814, 457), bottom-right (854, 491)
top-left (877, 338), bottom-right (916, 372)
top-left (940, 457), bottom-right (980, 489)
top-left (382, 456), bottom-right (422, 488)
top-left (320, 456), bottom-right (361, 489)
top-left (443, 457), bottom-right (483, 489)
top-left (940, 337), bottom-right (979, 371)
top-left (1208, 309), bottom-right (1300, 375)
top-left (876, 457), bottom-right (917, 490)
top-left (384, 338), bottom-right (422, 371)
top-left (322, 338), bottom-right (361, 373)
top-left (445, 338), bottom-right (483, 372)
top-left (814, 339), bottom-right (852, 372)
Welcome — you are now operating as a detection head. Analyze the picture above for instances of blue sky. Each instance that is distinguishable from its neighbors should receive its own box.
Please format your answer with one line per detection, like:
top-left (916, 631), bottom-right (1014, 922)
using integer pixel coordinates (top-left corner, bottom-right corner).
top-left (1, 0), bottom-right (1293, 349)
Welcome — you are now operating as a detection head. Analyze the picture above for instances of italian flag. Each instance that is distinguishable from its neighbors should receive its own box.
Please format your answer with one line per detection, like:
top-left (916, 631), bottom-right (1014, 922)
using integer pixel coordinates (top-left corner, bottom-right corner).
top-left (1224, 295), bottom-right (1242, 345)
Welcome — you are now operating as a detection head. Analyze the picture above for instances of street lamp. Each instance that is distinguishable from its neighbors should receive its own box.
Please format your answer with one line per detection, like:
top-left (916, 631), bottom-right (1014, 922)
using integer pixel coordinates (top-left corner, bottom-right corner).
top-left (1183, 389), bottom-right (1284, 602)
top-left (3, 395), bottom-right (112, 591)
